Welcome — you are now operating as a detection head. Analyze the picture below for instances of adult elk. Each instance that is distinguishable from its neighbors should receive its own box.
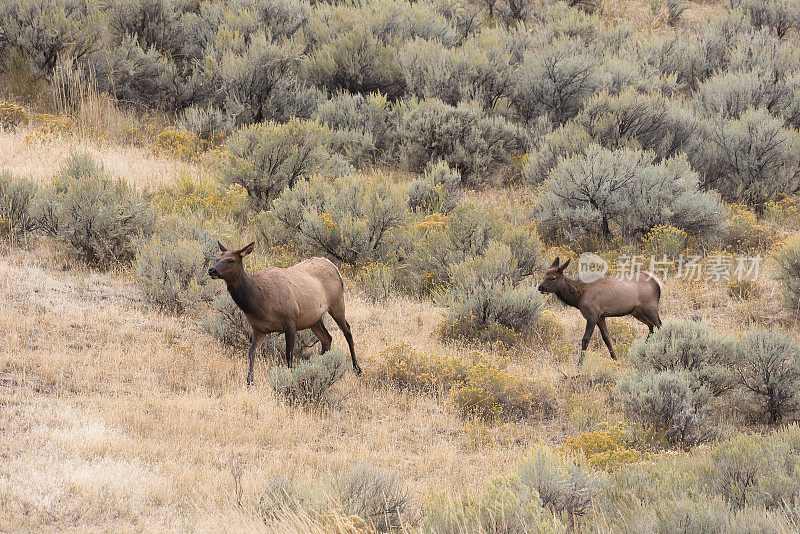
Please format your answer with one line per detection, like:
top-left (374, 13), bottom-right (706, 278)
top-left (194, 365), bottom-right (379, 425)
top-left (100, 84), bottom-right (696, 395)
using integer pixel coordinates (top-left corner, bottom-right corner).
top-left (537, 257), bottom-right (662, 363)
top-left (209, 242), bottom-right (361, 385)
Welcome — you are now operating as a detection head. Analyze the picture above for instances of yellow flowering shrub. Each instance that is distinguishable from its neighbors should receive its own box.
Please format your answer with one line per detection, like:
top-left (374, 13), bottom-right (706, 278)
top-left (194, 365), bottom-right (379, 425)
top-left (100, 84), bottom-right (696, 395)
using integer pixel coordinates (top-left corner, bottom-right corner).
top-left (723, 203), bottom-right (774, 251)
top-left (380, 343), bottom-right (470, 393)
top-left (450, 364), bottom-right (557, 422)
top-left (641, 224), bottom-right (693, 259)
top-left (151, 175), bottom-right (247, 218)
top-left (0, 101), bottom-right (28, 129)
top-left (153, 127), bottom-right (207, 161)
top-left (562, 423), bottom-right (643, 470)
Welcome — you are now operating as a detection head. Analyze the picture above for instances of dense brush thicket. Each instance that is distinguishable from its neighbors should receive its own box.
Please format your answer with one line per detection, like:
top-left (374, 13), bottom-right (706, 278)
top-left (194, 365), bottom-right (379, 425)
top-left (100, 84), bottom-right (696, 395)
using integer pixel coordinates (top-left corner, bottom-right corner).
top-left (2, 0), bottom-right (800, 237)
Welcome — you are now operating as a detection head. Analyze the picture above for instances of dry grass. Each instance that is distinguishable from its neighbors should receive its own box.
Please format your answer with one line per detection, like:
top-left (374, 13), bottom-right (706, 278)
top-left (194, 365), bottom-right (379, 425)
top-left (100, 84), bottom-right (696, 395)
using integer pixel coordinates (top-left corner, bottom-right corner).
top-left (0, 128), bottom-right (203, 190)
top-left (0, 244), bottom-right (565, 532)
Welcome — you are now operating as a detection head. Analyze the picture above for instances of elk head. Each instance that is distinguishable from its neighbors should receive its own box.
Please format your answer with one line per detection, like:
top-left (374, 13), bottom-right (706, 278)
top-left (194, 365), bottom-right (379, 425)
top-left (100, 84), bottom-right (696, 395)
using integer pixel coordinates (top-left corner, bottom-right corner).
top-left (208, 241), bottom-right (254, 281)
top-left (537, 257), bottom-right (570, 294)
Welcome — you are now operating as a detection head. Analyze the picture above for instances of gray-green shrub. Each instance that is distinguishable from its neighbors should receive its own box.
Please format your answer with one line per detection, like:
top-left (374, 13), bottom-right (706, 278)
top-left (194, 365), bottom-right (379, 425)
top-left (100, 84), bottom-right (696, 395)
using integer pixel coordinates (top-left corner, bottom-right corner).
top-left (694, 68), bottom-right (800, 128)
top-left (407, 160), bottom-right (461, 214)
top-left (305, 27), bottom-right (405, 98)
top-left (516, 445), bottom-right (604, 517)
top-left (399, 99), bottom-right (519, 186)
top-left (332, 463), bottom-right (419, 532)
top-left (217, 119), bottom-right (333, 211)
top-left (39, 152), bottom-right (155, 269)
top-left (576, 89), bottom-right (701, 161)
top-left (537, 145), bottom-right (725, 243)
top-left (697, 108), bottom-right (800, 213)
top-left (271, 172), bottom-right (406, 265)
top-left (616, 370), bottom-right (714, 448)
top-left (268, 348), bottom-right (349, 405)
top-left (423, 477), bottom-right (567, 533)
top-left (513, 38), bottom-right (598, 125)
top-left (774, 236), bottom-right (800, 315)
top-left (732, 329), bottom-right (800, 423)
top-left (629, 320), bottom-right (736, 396)
top-left (440, 241), bottom-right (543, 342)
top-left (134, 216), bottom-right (225, 313)
top-left (177, 104), bottom-right (232, 140)
top-left (0, 171), bottom-right (38, 239)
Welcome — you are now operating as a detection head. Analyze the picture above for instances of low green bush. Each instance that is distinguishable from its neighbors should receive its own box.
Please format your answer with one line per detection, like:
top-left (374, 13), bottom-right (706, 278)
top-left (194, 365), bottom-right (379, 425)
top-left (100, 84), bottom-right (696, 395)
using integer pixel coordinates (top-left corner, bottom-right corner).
top-left (774, 235), bottom-right (800, 315)
top-left (732, 329), bottom-right (800, 423)
top-left (217, 119), bottom-right (334, 211)
top-left (629, 319), bottom-right (736, 396)
top-left (616, 370), bottom-right (714, 448)
top-left (37, 152), bottom-right (155, 269)
top-left (268, 349), bottom-right (349, 406)
top-left (331, 462), bottom-right (420, 532)
top-left (407, 160), bottom-right (461, 215)
top-left (0, 171), bottom-right (38, 240)
top-left (439, 241), bottom-right (543, 343)
top-left (134, 216), bottom-right (226, 313)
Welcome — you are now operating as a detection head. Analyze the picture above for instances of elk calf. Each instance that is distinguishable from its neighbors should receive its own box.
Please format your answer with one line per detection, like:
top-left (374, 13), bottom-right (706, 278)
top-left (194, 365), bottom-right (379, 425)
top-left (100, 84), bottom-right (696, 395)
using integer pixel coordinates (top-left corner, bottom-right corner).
top-left (209, 242), bottom-right (361, 385)
top-left (537, 257), bottom-right (662, 363)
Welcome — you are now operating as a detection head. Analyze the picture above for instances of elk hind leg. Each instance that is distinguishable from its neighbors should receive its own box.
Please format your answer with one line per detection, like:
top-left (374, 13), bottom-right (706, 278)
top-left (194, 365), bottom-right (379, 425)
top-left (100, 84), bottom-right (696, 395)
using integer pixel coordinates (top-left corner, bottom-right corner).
top-left (329, 304), bottom-right (361, 375)
top-left (311, 319), bottom-right (333, 354)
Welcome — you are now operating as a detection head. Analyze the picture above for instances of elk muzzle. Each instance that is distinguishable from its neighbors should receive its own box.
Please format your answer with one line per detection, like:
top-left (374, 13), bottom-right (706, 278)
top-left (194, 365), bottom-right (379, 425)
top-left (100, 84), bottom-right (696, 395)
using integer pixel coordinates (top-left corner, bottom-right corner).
top-left (208, 267), bottom-right (219, 279)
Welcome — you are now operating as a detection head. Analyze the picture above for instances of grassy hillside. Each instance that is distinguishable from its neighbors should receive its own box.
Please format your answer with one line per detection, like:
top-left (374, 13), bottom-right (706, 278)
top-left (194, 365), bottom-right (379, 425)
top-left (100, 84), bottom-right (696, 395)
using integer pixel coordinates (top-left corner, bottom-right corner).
top-left (2, 0), bottom-right (800, 532)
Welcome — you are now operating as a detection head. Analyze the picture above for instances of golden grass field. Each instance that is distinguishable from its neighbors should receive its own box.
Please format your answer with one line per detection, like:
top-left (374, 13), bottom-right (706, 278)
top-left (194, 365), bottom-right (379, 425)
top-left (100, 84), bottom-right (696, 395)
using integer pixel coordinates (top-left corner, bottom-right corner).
top-left (1, 116), bottom-right (794, 532)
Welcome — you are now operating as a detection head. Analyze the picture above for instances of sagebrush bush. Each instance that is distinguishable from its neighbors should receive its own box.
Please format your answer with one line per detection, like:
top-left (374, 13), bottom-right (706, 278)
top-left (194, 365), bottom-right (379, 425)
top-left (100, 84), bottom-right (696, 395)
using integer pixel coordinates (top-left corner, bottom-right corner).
top-left (0, 171), bottom-right (38, 239)
top-left (576, 89), bottom-right (701, 161)
top-left (177, 104), bottom-right (231, 141)
top-left (732, 329), bottom-right (800, 423)
top-left (38, 152), bottom-right (154, 268)
top-left (723, 203), bottom-right (775, 251)
top-left (537, 145), bottom-right (725, 243)
top-left (271, 172), bottom-right (406, 265)
top-left (217, 119), bottom-right (333, 211)
top-left (629, 320), bottom-right (736, 396)
top-left (731, 0), bottom-right (800, 38)
top-left (407, 160), bottom-right (461, 214)
top-left (440, 241), bottom-right (543, 343)
top-left (268, 349), bottom-right (349, 405)
top-left (0, 0), bottom-right (102, 77)
top-left (522, 121), bottom-right (592, 185)
top-left (314, 91), bottom-right (397, 164)
top-left (399, 99), bottom-right (520, 187)
top-left (514, 38), bottom-right (598, 125)
top-left (134, 216), bottom-right (225, 313)
top-left (450, 364), bottom-right (557, 422)
top-left (616, 370), bottom-right (714, 448)
top-left (516, 445), bottom-right (604, 517)
top-left (697, 108), bottom-right (800, 213)
top-left (694, 68), bottom-right (800, 128)
top-left (331, 462), bottom-right (419, 532)
top-left (305, 27), bottom-right (405, 98)
top-left (379, 343), bottom-right (469, 394)
top-left (773, 235), bottom-right (800, 314)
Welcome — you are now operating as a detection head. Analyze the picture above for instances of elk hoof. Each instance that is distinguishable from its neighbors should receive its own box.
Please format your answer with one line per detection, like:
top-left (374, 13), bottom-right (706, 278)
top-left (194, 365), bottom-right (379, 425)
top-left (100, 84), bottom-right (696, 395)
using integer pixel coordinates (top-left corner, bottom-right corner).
top-left (354, 365), bottom-right (363, 376)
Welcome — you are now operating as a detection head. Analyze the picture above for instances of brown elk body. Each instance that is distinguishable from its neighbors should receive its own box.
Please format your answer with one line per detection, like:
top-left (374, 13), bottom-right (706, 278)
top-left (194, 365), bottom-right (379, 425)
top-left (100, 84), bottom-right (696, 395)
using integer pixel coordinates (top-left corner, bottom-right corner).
top-left (537, 257), bottom-right (662, 363)
top-left (209, 242), bottom-right (361, 385)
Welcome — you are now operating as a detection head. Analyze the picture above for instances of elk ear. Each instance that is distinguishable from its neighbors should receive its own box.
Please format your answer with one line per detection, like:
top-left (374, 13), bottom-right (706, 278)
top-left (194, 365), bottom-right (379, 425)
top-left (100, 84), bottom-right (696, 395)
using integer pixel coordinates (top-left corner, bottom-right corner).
top-left (550, 257), bottom-right (560, 268)
top-left (218, 241), bottom-right (227, 252)
top-left (238, 241), bottom-right (255, 257)
top-left (558, 258), bottom-right (571, 272)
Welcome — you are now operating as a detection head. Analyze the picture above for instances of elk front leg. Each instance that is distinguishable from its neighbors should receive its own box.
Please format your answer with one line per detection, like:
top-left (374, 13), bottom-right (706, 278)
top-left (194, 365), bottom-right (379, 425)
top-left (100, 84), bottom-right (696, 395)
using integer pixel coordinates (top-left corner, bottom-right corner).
top-left (597, 318), bottom-right (617, 360)
top-left (284, 324), bottom-right (296, 369)
top-left (247, 331), bottom-right (266, 386)
top-left (579, 320), bottom-right (596, 366)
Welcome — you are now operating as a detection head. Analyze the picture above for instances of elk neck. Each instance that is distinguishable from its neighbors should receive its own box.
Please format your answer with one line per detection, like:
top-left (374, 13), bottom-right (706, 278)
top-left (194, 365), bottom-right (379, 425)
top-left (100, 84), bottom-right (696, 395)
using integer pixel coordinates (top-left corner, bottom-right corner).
top-left (225, 268), bottom-right (256, 316)
top-left (554, 276), bottom-right (587, 309)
